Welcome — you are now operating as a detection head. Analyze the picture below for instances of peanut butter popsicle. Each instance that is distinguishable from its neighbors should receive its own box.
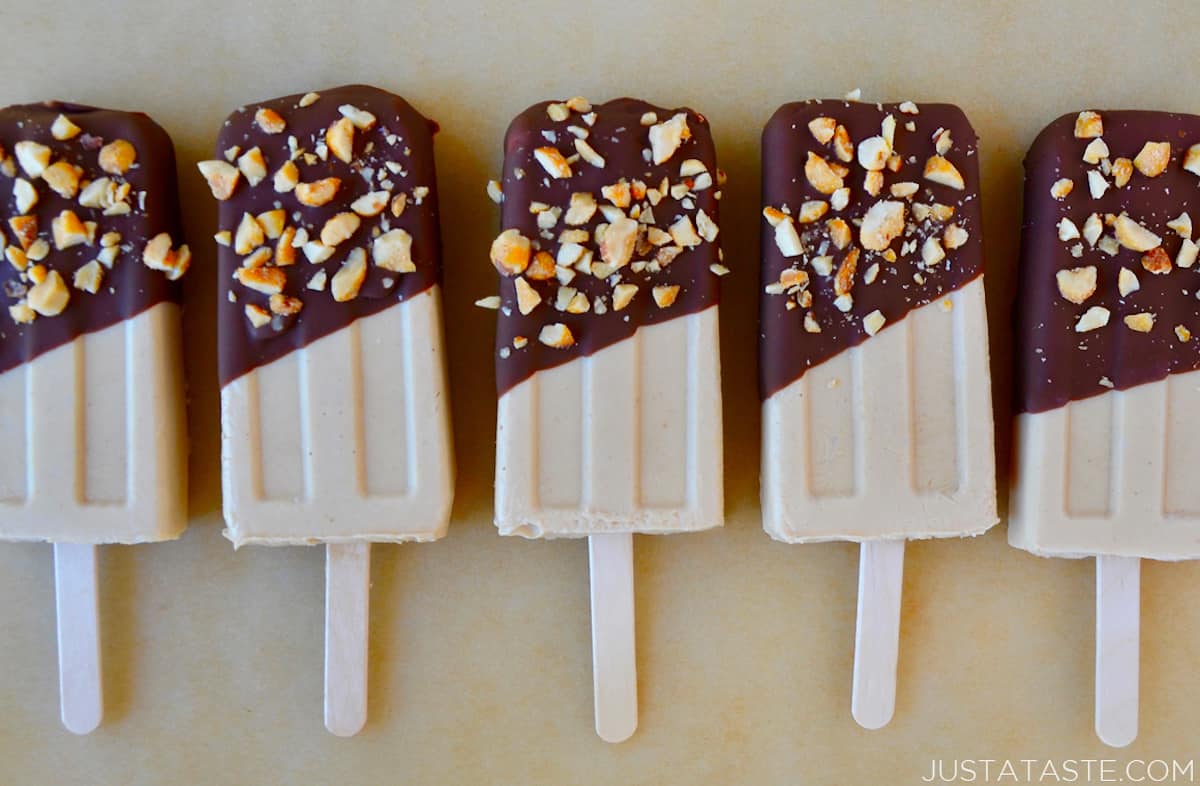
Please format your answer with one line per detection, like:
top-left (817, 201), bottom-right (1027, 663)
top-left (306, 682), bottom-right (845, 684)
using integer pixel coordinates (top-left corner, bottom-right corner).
top-left (760, 99), bottom-right (996, 728)
top-left (201, 85), bottom-right (453, 735)
top-left (486, 97), bottom-right (725, 741)
top-left (0, 101), bottom-right (190, 732)
top-left (1010, 110), bottom-right (1200, 746)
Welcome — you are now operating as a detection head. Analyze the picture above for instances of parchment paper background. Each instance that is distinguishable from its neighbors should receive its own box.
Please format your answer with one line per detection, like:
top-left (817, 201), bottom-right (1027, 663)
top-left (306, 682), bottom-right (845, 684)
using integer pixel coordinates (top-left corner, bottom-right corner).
top-left (1, 1), bottom-right (1198, 783)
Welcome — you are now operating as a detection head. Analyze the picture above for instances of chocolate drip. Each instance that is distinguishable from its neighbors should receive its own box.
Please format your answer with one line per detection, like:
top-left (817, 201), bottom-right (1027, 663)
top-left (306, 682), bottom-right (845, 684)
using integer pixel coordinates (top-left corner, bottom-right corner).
top-left (494, 98), bottom-right (722, 396)
top-left (0, 102), bottom-right (182, 376)
top-left (759, 101), bottom-right (984, 400)
top-left (1015, 110), bottom-right (1200, 414)
top-left (214, 85), bottom-right (440, 387)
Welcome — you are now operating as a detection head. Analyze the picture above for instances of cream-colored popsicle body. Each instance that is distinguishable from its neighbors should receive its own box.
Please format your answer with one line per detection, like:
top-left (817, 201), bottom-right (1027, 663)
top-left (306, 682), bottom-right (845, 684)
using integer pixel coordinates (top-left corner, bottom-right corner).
top-left (762, 278), bottom-right (996, 542)
top-left (1009, 370), bottom-right (1200, 560)
top-left (495, 307), bottom-right (722, 538)
top-left (0, 302), bottom-right (187, 543)
top-left (221, 288), bottom-right (454, 547)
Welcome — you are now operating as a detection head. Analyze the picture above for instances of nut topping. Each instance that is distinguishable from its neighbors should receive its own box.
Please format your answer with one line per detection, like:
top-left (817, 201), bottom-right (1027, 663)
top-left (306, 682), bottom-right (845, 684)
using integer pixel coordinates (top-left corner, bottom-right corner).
top-left (42, 161), bottom-right (81, 199)
top-left (538, 322), bottom-right (574, 348)
top-left (649, 113), bottom-right (690, 164)
top-left (533, 146), bottom-right (572, 178)
top-left (1124, 312), bottom-right (1155, 333)
top-left (1111, 158), bottom-right (1133, 188)
top-left (372, 229), bottom-right (415, 273)
top-left (98, 139), bottom-right (136, 175)
top-left (652, 284), bottom-right (680, 308)
top-left (1074, 305), bottom-right (1110, 332)
top-left (51, 114), bottom-right (81, 141)
top-left (857, 136), bottom-right (890, 171)
top-left (1056, 266), bottom-right (1097, 304)
top-left (27, 269), bottom-right (69, 316)
top-left (601, 215), bottom-right (640, 267)
top-left (234, 212), bottom-right (265, 255)
top-left (863, 309), bottom-right (886, 336)
top-left (234, 265), bottom-right (286, 295)
top-left (319, 212), bottom-right (361, 247)
top-left (13, 178), bottom-right (37, 214)
top-left (832, 125), bottom-right (854, 163)
top-left (326, 117), bottom-right (355, 164)
top-left (923, 155), bottom-right (965, 190)
top-left (14, 141), bottom-right (50, 178)
top-left (51, 210), bottom-right (89, 250)
top-left (1184, 144), bottom-right (1200, 177)
top-left (255, 108), bottom-right (286, 134)
top-left (1074, 111), bottom-right (1103, 139)
top-left (1117, 267), bottom-right (1139, 297)
top-left (198, 160), bottom-right (241, 200)
top-left (491, 228), bottom-right (531, 275)
top-left (805, 151), bottom-right (844, 194)
top-left (808, 117), bottom-right (836, 144)
top-left (1113, 213), bottom-right (1161, 252)
top-left (1050, 178), bottom-right (1073, 200)
top-left (514, 277), bottom-right (541, 315)
top-left (237, 147), bottom-right (268, 187)
top-left (859, 200), bottom-right (906, 251)
top-left (330, 248), bottom-right (367, 302)
top-left (244, 303), bottom-right (271, 328)
top-left (1141, 246), bottom-right (1172, 274)
top-left (9, 215), bottom-right (37, 250)
top-left (295, 177), bottom-right (340, 207)
top-left (351, 190), bottom-right (391, 217)
top-left (1133, 141), bottom-right (1170, 178)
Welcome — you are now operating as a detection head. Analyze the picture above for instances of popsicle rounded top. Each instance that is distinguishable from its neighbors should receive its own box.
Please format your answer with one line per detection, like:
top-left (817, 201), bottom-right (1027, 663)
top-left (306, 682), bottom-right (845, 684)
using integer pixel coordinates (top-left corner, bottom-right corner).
top-left (0, 101), bottom-right (188, 375)
top-left (1015, 110), bottom-right (1200, 414)
top-left (759, 100), bottom-right (984, 399)
top-left (203, 85), bottom-right (442, 387)
top-left (488, 97), bottom-right (725, 396)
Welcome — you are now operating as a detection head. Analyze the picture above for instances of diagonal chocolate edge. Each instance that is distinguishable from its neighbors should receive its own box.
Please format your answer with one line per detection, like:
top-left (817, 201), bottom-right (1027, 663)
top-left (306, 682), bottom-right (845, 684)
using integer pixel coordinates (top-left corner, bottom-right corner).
top-left (212, 84), bottom-right (441, 387)
top-left (1015, 110), bottom-right (1200, 414)
top-left (492, 97), bottom-right (723, 397)
top-left (0, 102), bottom-right (184, 376)
top-left (759, 100), bottom-right (985, 401)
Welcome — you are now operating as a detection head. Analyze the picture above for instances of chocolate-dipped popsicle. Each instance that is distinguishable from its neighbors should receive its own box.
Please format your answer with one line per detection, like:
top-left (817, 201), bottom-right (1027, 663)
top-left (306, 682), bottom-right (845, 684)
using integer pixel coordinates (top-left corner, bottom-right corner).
top-left (1008, 109), bottom-right (1200, 746)
top-left (202, 84), bottom-right (454, 735)
top-left (0, 101), bottom-right (192, 732)
top-left (758, 98), bottom-right (997, 730)
top-left (485, 96), bottom-right (726, 742)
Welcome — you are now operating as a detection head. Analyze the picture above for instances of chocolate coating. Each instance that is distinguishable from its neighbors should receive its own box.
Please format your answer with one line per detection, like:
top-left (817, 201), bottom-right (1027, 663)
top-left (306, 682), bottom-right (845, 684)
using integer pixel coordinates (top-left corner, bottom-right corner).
top-left (759, 100), bottom-right (984, 400)
top-left (214, 85), bottom-right (440, 387)
top-left (1015, 110), bottom-right (1200, 414)
top-left (0, 102), bottom-right (182, 376)
top-left (494, 98), bottom-right (722, 396)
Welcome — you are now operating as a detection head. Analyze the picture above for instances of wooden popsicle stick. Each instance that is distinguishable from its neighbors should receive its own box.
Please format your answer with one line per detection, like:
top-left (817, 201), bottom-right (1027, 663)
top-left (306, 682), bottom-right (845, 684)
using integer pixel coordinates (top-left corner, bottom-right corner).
top-left (1095, 554), bottom-right (1140, 748)
top-left (588, 533), bottom-right (637, 743)
top-left (53, 543), bottom-right (103, 735)
top-left (324, 542), bottom-right (371, 737)
top-left (852, 538), bottom-right (905, 730)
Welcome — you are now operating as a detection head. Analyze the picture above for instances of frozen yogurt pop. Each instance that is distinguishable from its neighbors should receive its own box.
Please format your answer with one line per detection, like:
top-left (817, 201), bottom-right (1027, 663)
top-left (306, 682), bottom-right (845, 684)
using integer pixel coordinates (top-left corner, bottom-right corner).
top-left (486, 97), bottom-right (725, 741)
top-left (1010, 109), bottom-right (1200, 746)
top-left (0, 101), bottom-right (190, 732)
top-left (759, 98), bottom-right (997, 728)
top-left (201, 85), bottom-right (453, 736)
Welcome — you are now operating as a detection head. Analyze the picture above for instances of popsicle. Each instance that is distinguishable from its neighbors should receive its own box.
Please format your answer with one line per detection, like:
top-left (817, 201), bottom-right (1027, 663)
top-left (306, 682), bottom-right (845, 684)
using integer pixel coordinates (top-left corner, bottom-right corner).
top-left (487, 97), bottom-right (725, 741)
top-left (1010, 109), bottom-right (1200, 746)
top-left (759, 99), bottom-right (997, 728)
top-left (0, 101), bottom-right (190, 732)
top-left (201, 85), bottom-right (453, 735)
